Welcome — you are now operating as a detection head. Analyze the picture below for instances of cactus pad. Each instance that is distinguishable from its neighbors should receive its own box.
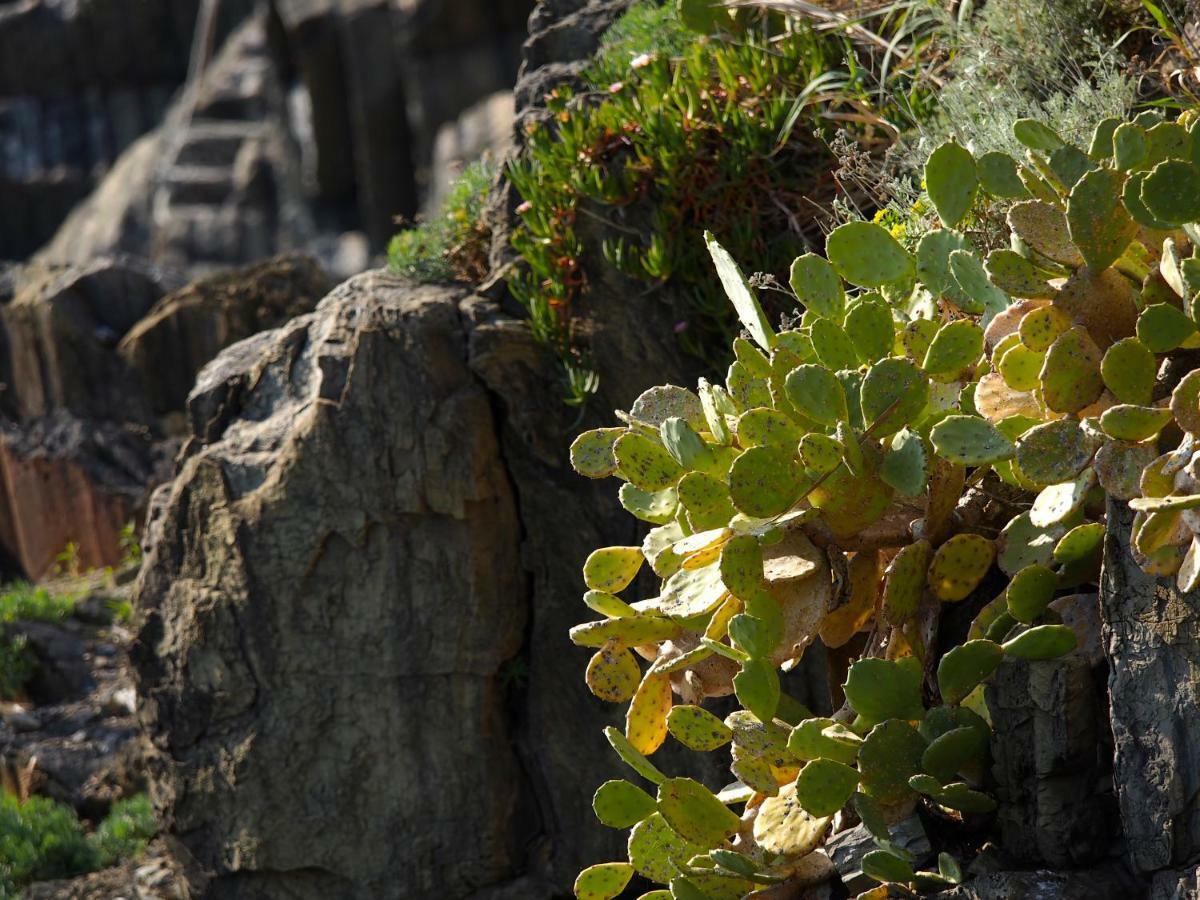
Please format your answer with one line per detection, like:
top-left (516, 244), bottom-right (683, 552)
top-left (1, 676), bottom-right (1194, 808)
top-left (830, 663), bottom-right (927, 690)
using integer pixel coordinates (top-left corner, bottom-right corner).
top-left (733, 658), bottom-right (781, 722)
top-left (1137, 302), bottom-right (1197, 353)
top-left (570, 616), bottom-right (683, 649)
top-left (996, 342), bottom-right (1044, 391)
top-left (571, 427), bottom-right (627, 478)
top-left (844, 656), bottom-right (926, 723)
top-left (1040, 326), bottom-right (1104, 413)
top-left (880, 428), bottom-right (928, 497)
top-left (628, 812), bottom-right (707, 884)
top-left (1018, 306), bottom-right (1071, 352)
top-left (788, 717), bottom-right (862, 765)
top-left (705, 232), bottom-right (775, 351)
top-left (795, 758), bottom-right (861, 817)
top-left (790, 253), bottom-right (845, 320)
top-left (752, 788), bottom-right (831, 856)
top-left (998, 511), bottom-right (1068, 575)
top-left (1101, 337), bottom-right (1157, 405)
top-left (1004, 563), bottom-right (1059, 623)
top-left (978, 150), bottom-right (1029, 198)
top-left (587, 640), bottom-right (643, 702)
top-left (1029, 468), bottom-right (1096, 527)
top-left (985, 249), bottom-right (1055, 299)
top-left (925, 140), bottom-right (979, 227)
top-left (593, 779), bottom-right (658, 828)
top-left (921, 725), bottom-right (987, 783)
top-left (882, 539), bottom-right (932, 625)
top-left (929, 415), bottom-right (1016, 466)
top-left (729, 445), bottom-right (804, 518)
top-left (605, 726), bottom-right (667, 785)
top-left (862, 849), bottom-right (917, 885)
top-left (825, 222), bottom-right (915, 288)
top-left (937, 639), bottom-right (1004, 705)
top-left (811, 318), bottom-right (862, 371)
top-left (908, 775), bottom-right (998, 813)
top-left (584, 546), bottom-right (645, 593)
top-left (1139, 159), bottom-right (1200, 225)
top-left (845, 295), bottom-right (896, 362)
top-left (626, 670), bottom-right (674, 754)
top-left (860, 358), bottom-right (931, 435)
top-left (1066, 166), bottom-right (1137, 270)
top-left (923, 320), bottom-right (984, 381)
top-left (1171, 369), bottom-right (1200, 434)
top-left (1001, 624), bottom-right (1078, 659)
top-left (1113, 122), bottom-right (1147, 170)
top-left (574, 862), bottom-right (635, 900)
top-left (949, 249), bottom-right (1010, 317)
top-left (858, 719), bottom-right (927, 805)
top-left (784, 364), bottom-right (848, 426)
top-left (735, 407), bottom-right (804, 450)
top-left (1016, 419), bottom-right (1100, 485)
top-left (615, 434), bottom-right (686, 492)
top-left (667, 705), bottom-right (733, 752)
top-left (620, 483), bottom-right (679, 525)
top-left (678, 472), bottom-right (736, 531)
top-left (657, 778), bottom-right (742, 845)
top-left (928, 533), bottom-right (996, 602)
top-left (1100, 404), bottom-right (1174, 441)
top-left (631, 385), bottom-right (708, 430)
top-left (1006, 201), bottom-right (1085, 267)
top-left (1013, 118), bottom-right (1065, 151)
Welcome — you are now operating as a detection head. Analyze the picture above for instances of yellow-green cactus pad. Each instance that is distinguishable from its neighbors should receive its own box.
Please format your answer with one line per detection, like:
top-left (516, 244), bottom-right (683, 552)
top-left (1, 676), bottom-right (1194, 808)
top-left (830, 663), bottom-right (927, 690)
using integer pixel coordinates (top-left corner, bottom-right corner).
top-left (795, 758), bottom-right (861, 818)
top-left (790, 252), bottom-right (845, 321)
top-left (826, 221), bottom-right (916, 288)
top-left (784, 364), bottom-right (848, 426)
top-left (628, 812), bottom-right (707, 883)
top-left (1040, 326), bottom-right (1104, 414)
top-left (729, 445), bottom-right (804, 518)
top-left (929, 415), bottom-right (1016, 466)
top-left (925, 140), bottom-right (979, 228)
top-left (844, 656), bottom-right (925, 723)
top-left (1016, 419), bottom-right (1100, 486)
top-left (788, 717), bottom-right (862, 765)
top-left (587, 639), bottom-right (643, 702)
top-left (752, 788), bottom-right (831, 857)
top-left (593, 779), bottom-right (657, 828)
top-left (657, 778), bottom-right (742, 845)
top-left (1101, 337), bottom-right (1157, 405)
top-left (928, 534), bottom-right (996, 602)
top-left (858, 719), bottom-right (927, 805)
top-left (1001, 624), bottom-right (1078, 659)
top-left (574, 862), bottom-right (635, 900)
top-left (937, 639), bottom-right (1004, 705)
top-left (667, 705), bottom-right (733, 752)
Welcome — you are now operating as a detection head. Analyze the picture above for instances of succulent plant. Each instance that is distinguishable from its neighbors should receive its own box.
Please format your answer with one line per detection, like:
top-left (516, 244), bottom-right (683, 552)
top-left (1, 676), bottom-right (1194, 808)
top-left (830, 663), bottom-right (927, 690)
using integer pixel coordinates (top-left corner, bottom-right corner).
top-left (569, 111), bottom-right (1200, 897)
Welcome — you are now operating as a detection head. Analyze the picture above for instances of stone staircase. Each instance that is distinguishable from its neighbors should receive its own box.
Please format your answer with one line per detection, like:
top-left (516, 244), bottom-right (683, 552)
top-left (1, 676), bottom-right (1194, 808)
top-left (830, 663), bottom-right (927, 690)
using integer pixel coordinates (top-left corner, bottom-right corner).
top-left (149, 14), bottom-right (309, 272)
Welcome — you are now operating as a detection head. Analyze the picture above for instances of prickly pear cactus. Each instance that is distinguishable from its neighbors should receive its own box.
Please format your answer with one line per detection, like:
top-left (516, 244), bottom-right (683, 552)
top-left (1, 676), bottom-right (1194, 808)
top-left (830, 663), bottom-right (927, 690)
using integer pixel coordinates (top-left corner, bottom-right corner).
top-left (566, 111), bottom-right (1200, 899)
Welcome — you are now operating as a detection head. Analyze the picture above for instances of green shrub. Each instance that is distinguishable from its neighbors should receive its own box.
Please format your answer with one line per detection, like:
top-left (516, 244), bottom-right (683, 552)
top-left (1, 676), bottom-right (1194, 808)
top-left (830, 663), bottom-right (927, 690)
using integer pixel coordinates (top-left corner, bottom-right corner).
top-left (388, 160), bottom-right (494, 283)
top-left (0, 582), bottom-right (76, 625)
top-left (0, 794), bottom-right (99, 893)
top-left (507, 1), bottom-right (943, 403)
top-left (566, 108), bottom-right (1200, 894)
top-left (0, 793), bottom-right (156, 895)
top-left (90, 795), bottom-right (155, 867)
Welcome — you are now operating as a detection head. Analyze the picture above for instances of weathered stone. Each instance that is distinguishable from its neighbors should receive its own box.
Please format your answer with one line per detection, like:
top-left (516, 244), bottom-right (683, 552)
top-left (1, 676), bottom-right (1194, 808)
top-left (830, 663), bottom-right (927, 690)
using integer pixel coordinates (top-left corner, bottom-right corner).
top-left (1100, 499), bottom-right (1200, 873)
top-left (1152, 865), bottom-right (1200, 899)
top-left (0, 414), bottom-right (164, 579)
top-left (932, 863), bottom-right (1143, 899)
top-left (826, 816), bottom-right (931, 895)
top-left (986, 592), bottom-right (1113, 867)
top-left (0, 257), bottom-right (169, 424)
top-left (134, 273), bottom-right (529, 899)
top-left (117, 254), bottom-right (330, 417)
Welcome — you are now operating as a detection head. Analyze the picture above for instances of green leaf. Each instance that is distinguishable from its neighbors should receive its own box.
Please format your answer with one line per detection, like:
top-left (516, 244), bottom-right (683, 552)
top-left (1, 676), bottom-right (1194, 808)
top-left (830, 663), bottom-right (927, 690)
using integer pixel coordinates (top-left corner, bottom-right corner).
top-left (929, 416), bottom-right (1016, 466)
top-left (729, 445), bottom-right (804, 518)
top-left (1067, 167), bottom-right (1137, 271)
top-left (784, 364), bottom-right (848, 426)
top-left (1001, 624), bottom-right (1078, 660)
top-left (795, 758), bottom-right (860, 817)
top-left (790, 253), bottom-right (845, 320)
top-left (826, 222), bottom-right (915, 288)
top-left (880, 429), bottom-right (928, 497)
top-left (844, 656), bottom-right (925, 723)
top-left (925, 141), bottom-right (979, 227)
top-left (593, 780), bottom-right (658, 828)
top-left (705, 231), bottom-right (775, 350)
top-left (575, 862), bottom-right (635, 900)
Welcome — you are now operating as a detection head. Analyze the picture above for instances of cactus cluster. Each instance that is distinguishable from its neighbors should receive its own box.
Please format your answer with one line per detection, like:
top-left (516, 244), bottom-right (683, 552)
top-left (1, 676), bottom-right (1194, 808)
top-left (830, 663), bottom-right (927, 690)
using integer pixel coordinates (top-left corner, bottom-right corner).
top-left (568, 109), bottom-right (1200, 899)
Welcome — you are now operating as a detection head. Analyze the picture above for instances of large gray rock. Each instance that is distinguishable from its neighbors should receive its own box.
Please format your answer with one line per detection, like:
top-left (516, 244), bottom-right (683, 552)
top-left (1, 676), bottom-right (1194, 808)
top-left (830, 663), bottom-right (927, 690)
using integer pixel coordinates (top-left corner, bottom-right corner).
top-left (985, 593), bottom-right (1114, 867)
top-left (1100, 499), bottom-right (1200, 873)
top-left (134, 273), bottom-right (530, 898)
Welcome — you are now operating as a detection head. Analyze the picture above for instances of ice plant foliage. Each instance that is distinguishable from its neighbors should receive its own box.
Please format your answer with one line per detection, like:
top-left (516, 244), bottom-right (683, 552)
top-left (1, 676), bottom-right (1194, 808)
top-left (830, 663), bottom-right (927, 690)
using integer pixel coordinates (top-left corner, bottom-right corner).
top-left (568, 109), bottom-right (1200, 899)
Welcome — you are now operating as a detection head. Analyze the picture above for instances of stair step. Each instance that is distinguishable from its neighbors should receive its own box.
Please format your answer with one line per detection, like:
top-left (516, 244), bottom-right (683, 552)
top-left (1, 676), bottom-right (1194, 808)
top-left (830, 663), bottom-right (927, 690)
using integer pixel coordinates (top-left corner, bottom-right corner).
top-left (163, 165), bottom-right (236, 206)
top-left (175, 123), bottom-right (264, 166)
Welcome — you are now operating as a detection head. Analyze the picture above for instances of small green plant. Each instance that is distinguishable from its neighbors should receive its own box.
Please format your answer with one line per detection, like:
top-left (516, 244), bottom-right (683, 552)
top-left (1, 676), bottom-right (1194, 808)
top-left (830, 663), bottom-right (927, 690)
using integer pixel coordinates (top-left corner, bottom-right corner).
top-left (53, 542), bottom-right (80, 578)
top-left (0, 794), bottom-right (98, 894)
top-left (0, 793), bottom-right (156, 895)
top-left (388, 159), bottom-right (494, 283)
top-left (89, 795), bottom-right (155, 867)
top-left (567, 108), bottom-right (1200, 896)
top-left (507, 1), bottom-right (942, 403)
top-left (0, 582), bottom-right (79, 700)
top-left (118, 522), bottom-right (142, 570)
